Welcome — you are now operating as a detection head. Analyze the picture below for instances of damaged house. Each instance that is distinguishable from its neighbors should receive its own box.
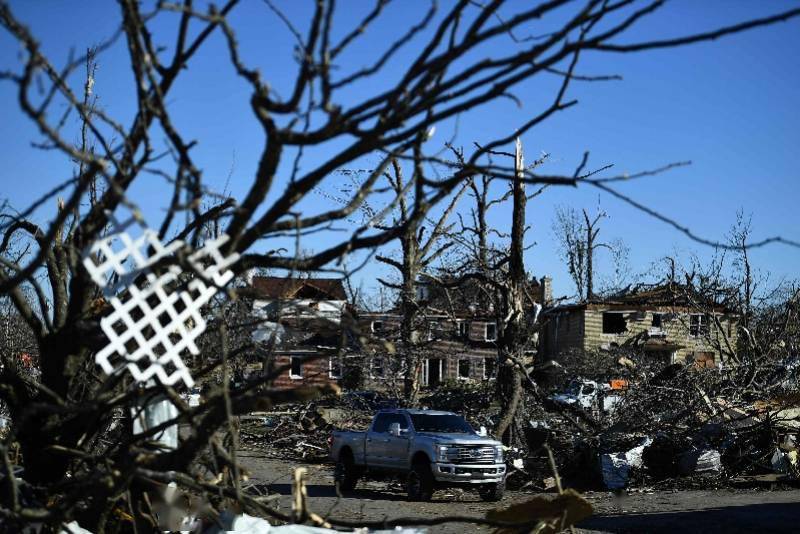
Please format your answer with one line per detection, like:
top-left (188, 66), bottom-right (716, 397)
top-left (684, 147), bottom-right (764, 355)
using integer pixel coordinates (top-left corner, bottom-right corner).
top-left (242, 276), bottom-right (353, 389)
top-left (358, 276), bottom-right (552, 388)
top-left (540, 283), bottom-right (738, 368)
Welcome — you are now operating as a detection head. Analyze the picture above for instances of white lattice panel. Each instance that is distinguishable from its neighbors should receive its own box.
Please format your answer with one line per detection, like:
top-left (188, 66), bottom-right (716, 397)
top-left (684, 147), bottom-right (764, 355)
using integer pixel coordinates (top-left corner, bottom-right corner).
top-left (83, 213), bottom-right (238, 387)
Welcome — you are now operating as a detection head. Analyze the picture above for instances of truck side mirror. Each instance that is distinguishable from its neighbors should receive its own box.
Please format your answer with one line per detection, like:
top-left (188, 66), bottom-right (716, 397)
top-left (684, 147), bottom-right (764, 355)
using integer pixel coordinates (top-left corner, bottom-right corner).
top-left (477, 426), bottom-right (487, 437)
top-left (388, 422), bottom-right (401, 437)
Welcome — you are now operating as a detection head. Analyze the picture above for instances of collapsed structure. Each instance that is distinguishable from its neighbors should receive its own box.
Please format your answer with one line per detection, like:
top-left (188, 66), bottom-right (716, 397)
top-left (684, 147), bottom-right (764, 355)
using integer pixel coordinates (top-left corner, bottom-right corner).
top-left (239, 276), bottom-right (352, 389)
top-left (540, 283), bottom-right (739, 368)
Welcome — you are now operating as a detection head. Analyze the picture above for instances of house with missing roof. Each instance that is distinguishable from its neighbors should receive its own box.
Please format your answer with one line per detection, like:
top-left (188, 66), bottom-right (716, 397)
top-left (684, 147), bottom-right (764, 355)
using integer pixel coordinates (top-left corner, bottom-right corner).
top-left (242, 276), bottom-right (353, 389)
top-left (540, 283), bottom-right (738, 368)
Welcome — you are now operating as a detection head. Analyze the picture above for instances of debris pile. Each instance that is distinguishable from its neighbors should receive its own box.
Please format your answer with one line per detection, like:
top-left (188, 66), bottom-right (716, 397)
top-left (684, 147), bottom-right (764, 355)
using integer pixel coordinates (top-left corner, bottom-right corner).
top-left (555, 365), bottom-right (798, 490)
top-left (483, 361), bottom-right (800, 492)
top-left (240, 395), bottom-right (376, 462)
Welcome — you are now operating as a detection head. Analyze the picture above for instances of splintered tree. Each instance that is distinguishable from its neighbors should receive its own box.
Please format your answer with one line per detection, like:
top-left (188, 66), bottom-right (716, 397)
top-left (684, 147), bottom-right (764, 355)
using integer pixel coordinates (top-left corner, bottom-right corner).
top-left (494, 139), bottom-right (531, 441)
top-left (1, 1), bottom-right (799, 530)
top-left (439, 138), bottom-right (548, 443)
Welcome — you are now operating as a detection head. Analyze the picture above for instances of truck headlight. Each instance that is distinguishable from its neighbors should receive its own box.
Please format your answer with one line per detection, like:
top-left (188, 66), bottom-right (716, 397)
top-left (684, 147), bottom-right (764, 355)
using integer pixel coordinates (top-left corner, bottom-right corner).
top-left (437, 445), bottom-right (452, 462)
top-left (494, 446), bottom-right (504, 462)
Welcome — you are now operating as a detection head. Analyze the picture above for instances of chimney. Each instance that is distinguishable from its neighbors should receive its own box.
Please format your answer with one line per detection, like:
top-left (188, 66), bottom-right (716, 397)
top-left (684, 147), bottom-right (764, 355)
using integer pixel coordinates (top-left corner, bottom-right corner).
top-left (540, 276), bottom-right (552, 306)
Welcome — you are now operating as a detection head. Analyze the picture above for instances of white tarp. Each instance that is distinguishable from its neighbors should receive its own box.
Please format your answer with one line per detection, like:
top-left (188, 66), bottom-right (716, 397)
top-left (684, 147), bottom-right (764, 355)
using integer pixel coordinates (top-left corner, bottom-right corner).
top-left (601, 437), bottom-right (653, 489)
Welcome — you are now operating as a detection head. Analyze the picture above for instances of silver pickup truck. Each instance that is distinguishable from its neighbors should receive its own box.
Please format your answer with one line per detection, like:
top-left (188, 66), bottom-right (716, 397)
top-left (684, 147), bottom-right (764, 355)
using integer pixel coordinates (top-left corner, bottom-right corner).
top-left (330, 409), bottom-right (506, 501)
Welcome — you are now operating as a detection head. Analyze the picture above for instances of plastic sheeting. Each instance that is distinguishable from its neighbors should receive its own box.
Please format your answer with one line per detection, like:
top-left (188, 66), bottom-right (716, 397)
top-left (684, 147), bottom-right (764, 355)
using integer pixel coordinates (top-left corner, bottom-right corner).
top-left (131, 396), bottom-right (179, 450)
top-left (600, 437), bottom-right (653, 490)
top-left (60, 514), bottom-right (426, 534)
top-left (678, 448), bottom-right (722, 476)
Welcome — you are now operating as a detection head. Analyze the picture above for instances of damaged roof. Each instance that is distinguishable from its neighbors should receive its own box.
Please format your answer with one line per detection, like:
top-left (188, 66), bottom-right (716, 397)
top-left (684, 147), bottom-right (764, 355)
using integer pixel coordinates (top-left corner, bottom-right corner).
top-left (546, 282), bottom-right (734, 313)
top-left (246, 276), bottom-right (348, 301)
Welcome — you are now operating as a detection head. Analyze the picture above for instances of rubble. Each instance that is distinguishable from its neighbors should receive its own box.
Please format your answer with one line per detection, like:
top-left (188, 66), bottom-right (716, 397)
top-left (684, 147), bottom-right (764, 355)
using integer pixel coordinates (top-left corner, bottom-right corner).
top-left (240, 398), bottom-right (373, 462)
top-left (504, 356), bottom-right (800, 492)
top-left (234, 356), bottom-right (799, 494)
top-left (771, 448), bottom-right (799, 476)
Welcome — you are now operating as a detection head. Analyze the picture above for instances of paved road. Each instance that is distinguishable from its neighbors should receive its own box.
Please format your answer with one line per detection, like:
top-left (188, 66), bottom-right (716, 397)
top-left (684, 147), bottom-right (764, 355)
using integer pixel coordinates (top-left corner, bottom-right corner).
top-left (240, 451), bottom-right (800, 533)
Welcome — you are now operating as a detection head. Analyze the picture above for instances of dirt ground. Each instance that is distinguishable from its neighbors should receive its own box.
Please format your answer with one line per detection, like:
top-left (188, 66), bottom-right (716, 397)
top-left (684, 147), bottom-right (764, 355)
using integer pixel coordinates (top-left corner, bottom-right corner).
top-left (239, 450), bottom-right (800, 533)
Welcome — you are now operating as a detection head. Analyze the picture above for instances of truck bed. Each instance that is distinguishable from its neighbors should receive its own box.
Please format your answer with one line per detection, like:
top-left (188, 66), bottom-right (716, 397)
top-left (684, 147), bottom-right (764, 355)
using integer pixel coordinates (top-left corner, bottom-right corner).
top-left (331, 430), bottom-right (367, 464)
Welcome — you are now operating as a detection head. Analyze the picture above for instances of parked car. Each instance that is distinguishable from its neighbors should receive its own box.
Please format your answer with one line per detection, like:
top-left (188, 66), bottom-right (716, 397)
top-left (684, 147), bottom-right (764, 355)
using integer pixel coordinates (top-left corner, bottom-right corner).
top-left (330, 409), bottom-right (506, 501)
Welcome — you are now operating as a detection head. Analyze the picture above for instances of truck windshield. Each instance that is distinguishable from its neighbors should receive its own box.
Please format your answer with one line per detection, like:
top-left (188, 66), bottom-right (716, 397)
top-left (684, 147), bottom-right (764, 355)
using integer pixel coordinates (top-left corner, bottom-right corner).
top-left (410, 414), bottom-right (473, 434)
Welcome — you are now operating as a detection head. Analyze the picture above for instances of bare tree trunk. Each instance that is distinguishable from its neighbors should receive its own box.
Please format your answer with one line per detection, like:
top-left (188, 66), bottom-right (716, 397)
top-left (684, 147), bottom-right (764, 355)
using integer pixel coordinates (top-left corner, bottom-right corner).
top-left (400, 232), bottom-right (421, 402)
top-left (584, 210), bottom-right (594, 300)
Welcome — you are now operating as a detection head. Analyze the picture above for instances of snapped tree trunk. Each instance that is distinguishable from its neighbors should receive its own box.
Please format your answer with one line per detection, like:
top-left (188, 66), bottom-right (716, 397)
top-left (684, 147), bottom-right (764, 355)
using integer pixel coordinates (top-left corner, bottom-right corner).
top-left (494, 138), bottom-right (528, 443)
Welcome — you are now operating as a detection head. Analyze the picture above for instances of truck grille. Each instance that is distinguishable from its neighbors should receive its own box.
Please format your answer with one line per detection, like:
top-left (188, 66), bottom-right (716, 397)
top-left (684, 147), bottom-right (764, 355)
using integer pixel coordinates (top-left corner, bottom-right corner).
top-left (451, 446), bottom-right (495, 464)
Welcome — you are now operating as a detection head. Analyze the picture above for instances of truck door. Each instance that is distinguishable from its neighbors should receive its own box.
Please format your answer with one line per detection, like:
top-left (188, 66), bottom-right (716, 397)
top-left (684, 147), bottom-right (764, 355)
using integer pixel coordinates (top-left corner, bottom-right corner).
top-left (383, 413), bottom-right (411, 470)
top-left (366, 413), bottom-right (392, 467)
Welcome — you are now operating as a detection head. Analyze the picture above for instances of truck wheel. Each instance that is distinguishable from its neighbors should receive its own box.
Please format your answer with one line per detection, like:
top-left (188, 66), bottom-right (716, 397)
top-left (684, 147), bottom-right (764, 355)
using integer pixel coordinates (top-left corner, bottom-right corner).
top-left (407, 463), bottom-right (434, 502)
top-left (334, 453), bottom-right (359, 492)
top-left (478, 481), bottom-right (505, 502)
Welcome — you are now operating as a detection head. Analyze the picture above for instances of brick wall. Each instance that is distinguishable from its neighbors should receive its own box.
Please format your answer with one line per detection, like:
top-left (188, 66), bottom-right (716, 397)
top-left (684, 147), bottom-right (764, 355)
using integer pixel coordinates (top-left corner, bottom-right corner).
top-left (271, 353), bottom-right (340, 389)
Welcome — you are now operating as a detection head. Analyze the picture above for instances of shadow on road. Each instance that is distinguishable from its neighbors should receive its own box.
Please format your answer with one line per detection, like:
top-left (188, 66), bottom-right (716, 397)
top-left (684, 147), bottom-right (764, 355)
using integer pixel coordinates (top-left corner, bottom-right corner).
top-left (266, 483), bottom-right (487, 503)
top-left (579, 502), bottom-right (800, 533)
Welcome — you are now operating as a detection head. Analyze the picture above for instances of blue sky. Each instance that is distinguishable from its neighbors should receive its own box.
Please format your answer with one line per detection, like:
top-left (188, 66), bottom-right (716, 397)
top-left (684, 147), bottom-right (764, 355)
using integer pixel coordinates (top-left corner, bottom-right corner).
top-left (1, 1), bottom-right (799, 300)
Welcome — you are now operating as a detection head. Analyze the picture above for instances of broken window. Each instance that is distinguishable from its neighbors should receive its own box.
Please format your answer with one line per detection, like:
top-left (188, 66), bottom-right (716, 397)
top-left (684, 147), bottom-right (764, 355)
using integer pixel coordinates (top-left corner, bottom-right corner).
top-left (427, 320), bottom-right (438, 341)
top-left (652, 313), bottom-right (663, 328)
top-left (392, 359), bottom-right (408, 377)
top-left (416, 284), bottom-right (430, 301)
top-left (690, 314), bottom-right (709, 337)
top-left (485, 322), bottom-right (497, 341)
top-left (602, 312), bottom-right (627, 334)
top-left (371, 320), bottom-right (383, 333)
top-left (290, 356), bottom-right (303, 379)
top-left (458, 359), bottom-right (471, 379)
